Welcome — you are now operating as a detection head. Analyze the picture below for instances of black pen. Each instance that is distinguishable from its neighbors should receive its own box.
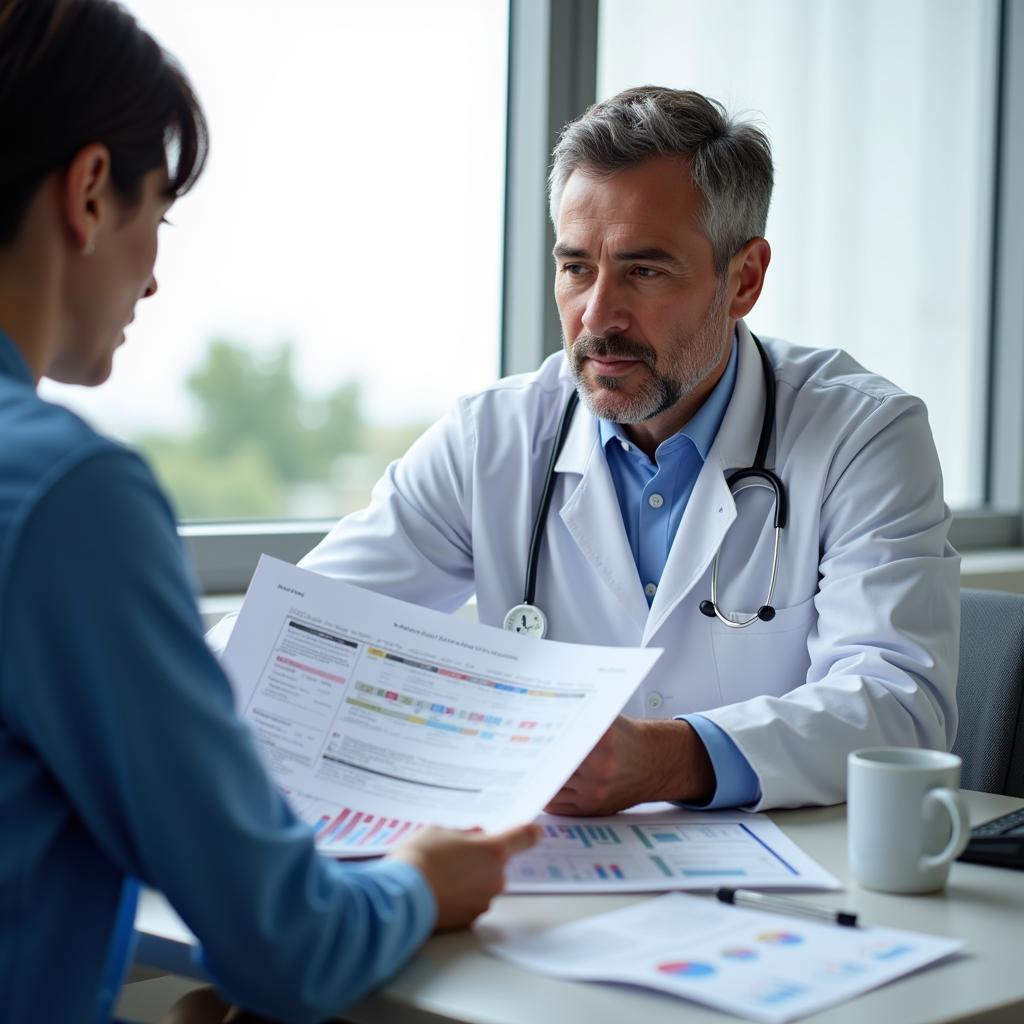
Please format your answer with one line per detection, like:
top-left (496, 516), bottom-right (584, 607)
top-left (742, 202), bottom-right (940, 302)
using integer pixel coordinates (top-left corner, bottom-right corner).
top-left (716, 888), bottom-right (859, 927)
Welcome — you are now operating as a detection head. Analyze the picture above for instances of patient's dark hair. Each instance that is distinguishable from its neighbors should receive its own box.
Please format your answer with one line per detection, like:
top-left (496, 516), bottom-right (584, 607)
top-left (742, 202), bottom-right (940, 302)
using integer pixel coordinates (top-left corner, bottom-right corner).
top-left (0, 0), bottom-right (208, 245)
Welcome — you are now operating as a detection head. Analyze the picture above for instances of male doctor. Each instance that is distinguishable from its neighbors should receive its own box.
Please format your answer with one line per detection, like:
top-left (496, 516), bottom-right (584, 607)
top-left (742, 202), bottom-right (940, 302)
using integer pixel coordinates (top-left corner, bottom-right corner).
top-left (210, 86), bottom-right (959, 812)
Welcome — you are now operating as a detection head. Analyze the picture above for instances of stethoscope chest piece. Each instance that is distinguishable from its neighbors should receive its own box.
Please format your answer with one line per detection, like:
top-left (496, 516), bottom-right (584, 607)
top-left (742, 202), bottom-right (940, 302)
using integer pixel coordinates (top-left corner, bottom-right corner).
top-left (503, 603), bottom-right (547, 638)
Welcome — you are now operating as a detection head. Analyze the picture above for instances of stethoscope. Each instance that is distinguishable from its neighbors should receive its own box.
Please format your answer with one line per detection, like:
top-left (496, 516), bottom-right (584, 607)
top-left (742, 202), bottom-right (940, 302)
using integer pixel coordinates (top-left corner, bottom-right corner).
top-left (502, 334), bottom-right (788, 638)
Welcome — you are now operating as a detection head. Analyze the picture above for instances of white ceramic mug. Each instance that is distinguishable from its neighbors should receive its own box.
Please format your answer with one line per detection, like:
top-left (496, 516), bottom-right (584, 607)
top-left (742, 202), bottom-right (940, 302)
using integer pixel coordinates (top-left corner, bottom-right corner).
top-left (847, 747), bottom-right (970, 894)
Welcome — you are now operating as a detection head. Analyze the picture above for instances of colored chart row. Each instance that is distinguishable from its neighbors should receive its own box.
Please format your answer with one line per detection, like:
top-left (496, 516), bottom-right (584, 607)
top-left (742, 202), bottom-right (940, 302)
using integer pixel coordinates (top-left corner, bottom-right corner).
top-left (365, 646), bottom-right (584, 700)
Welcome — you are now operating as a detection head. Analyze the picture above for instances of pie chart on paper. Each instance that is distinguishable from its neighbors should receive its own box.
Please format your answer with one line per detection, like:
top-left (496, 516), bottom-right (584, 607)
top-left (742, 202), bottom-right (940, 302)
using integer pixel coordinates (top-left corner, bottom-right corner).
top-left (656, 960), bottom-right (717, 978)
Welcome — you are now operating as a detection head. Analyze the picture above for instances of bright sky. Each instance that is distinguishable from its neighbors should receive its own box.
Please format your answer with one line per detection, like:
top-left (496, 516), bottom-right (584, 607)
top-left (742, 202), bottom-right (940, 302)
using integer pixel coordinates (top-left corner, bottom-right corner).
top-left (42, 0), bottom-right (508, 437)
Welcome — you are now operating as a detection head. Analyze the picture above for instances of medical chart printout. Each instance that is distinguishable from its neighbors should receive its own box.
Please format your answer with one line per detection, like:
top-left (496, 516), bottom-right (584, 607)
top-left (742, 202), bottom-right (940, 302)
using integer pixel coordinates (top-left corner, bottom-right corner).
top-left (481, 893), bottom-right (962, 1024)
top-left (506, 806), bottom-right (840, 893)
top-left (221, 557), bottom-right (662, 857)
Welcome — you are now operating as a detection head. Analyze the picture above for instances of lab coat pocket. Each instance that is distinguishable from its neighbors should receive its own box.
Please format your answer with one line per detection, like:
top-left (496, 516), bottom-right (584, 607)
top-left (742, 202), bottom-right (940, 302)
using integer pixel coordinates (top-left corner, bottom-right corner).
top-left (710, 595), bottom-right (816, 703)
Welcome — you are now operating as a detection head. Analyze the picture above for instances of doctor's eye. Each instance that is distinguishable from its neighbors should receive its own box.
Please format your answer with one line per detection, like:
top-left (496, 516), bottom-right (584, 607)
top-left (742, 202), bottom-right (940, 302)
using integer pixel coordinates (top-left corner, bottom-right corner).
top-left (559, 263), bottom-right (588, 276)
top-left (631, 266), bottom-right (662, 279)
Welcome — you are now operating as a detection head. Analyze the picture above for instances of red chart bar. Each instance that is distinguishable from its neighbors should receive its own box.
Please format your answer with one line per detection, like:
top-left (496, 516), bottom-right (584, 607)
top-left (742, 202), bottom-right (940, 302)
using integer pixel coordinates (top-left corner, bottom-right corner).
top-left (391, 821), bottom-right (414, 843)
top-left (379, 818), bottom-right (400, 845)
top-left (332, 811), bottom-right (363, 844)
top-left (360, 817), bottom-right (388, 846)
top-left (322, 808), bottom-right (351, 842)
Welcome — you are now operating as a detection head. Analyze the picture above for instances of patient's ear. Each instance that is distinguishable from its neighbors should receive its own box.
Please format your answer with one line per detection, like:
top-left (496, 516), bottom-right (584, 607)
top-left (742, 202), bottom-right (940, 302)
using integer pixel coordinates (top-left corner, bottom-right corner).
top-left (62, 144), bottom-right (113, 256)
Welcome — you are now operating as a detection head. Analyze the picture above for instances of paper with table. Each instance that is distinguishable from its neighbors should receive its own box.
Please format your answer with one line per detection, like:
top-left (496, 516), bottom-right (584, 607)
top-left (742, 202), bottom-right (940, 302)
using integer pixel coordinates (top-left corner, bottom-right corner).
top-left (481, 893), bottom-right (963, 1024)
top-left (221, 556), bottom-right (661, 856)
top-left (506, 806), bottom-right (840, 892)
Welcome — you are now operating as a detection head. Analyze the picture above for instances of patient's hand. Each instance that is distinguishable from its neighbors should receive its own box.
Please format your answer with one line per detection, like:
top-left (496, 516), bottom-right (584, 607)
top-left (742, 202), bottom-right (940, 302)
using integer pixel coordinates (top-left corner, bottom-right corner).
top-left (389, 822), bottom-right (541, 931)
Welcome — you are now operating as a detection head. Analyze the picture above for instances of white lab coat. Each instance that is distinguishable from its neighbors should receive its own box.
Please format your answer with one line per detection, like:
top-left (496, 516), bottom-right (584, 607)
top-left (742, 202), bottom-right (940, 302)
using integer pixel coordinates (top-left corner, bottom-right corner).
top-left (209, 321), bottom-right (960, 809)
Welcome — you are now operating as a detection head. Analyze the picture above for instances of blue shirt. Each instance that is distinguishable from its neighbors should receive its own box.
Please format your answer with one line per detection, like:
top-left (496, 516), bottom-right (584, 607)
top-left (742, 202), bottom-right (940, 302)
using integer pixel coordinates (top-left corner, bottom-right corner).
top-left (598, 339), bottom-right (760, 809)
top-left (0, 331), bottom-right (436, 1023)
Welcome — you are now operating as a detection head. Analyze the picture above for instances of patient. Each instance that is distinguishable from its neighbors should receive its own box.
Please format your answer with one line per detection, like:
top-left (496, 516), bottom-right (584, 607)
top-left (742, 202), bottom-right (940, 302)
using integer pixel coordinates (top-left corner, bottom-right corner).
top-left (0, 2), bottom-right (537, 1021)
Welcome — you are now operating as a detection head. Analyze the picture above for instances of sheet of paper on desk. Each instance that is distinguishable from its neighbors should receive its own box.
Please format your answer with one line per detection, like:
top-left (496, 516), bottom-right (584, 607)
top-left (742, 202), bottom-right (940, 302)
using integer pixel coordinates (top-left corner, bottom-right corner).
top-left (221, 556), bottom-right (661, 857)
top-left (481, 893), bottom-right (963, 1024)
top-left (505, 807), bottom-right (840, 892)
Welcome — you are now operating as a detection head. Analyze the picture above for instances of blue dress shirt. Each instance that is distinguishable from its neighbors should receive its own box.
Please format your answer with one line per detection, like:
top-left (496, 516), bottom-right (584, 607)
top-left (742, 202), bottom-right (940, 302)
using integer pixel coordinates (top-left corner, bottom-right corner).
top-left (598, 338), bottom-right (761, 809)
top-left (0, 331), bottom-right (436, 1023)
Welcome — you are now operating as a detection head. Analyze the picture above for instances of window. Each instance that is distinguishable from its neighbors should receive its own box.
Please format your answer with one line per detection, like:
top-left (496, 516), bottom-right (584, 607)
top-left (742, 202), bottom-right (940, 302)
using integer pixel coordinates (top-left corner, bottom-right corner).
top-left (598, 0), bottom-right (1000, 507)
top-left (36, 0), bottom-right (1024, 589)
top-left (40, 0), bottom-right (508, 522)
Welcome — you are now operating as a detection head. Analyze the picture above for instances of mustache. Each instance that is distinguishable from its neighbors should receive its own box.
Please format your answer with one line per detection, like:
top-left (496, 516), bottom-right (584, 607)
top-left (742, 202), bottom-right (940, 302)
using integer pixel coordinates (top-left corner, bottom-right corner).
top-left (571, 332), bottom-right (656, 367)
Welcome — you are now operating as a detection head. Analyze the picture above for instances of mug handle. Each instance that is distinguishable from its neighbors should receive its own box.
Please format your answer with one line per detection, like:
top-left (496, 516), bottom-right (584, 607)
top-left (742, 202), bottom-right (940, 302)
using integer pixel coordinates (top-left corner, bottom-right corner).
top-left (920, 787), bottom-right (970, 871)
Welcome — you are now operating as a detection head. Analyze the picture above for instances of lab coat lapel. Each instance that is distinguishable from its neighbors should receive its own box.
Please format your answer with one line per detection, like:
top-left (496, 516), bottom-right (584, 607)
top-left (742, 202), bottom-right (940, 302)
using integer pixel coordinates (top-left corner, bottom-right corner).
top-left (554, 401), bottom-right (650, 632)
top-left (644, 322), bottom-right (766, 641)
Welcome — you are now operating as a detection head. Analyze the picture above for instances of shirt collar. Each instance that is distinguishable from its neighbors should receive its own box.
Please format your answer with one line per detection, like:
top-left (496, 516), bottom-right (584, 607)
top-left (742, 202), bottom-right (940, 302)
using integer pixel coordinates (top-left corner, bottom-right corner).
top-left (0, 329), bottom-right (34, 386)
top-left (598, 331), bottom-right (739, 461)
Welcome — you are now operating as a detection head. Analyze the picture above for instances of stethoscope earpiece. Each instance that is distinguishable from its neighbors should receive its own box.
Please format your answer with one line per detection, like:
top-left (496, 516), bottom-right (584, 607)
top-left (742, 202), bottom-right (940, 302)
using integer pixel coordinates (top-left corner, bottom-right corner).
top-left (756, 605), bottom-right (776, 622)
top-left (699, 600), bottom-right (716, 618)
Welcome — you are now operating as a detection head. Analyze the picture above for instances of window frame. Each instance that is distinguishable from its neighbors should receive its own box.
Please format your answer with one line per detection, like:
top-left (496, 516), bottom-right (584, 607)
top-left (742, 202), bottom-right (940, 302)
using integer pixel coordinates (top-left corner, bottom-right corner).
top-left (184, 0), bottom-right (1024, 595)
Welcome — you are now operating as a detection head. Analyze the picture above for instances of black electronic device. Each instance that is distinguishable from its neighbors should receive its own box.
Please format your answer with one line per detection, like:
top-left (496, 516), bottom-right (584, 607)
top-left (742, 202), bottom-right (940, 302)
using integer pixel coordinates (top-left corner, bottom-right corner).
top-left (957, 806), bottom-right (1024, 870)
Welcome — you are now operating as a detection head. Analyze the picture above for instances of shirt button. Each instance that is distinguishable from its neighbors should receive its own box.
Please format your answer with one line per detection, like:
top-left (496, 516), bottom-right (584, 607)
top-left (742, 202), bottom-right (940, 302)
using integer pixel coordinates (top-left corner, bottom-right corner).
top-left (647, 692), bottom-right (663, 710)
top-left (620, 441), bottom-right (631, 452)
top-left (644, 582), bottom-right (657, 598)
top-left (648, 493), bottom-right (664, 509)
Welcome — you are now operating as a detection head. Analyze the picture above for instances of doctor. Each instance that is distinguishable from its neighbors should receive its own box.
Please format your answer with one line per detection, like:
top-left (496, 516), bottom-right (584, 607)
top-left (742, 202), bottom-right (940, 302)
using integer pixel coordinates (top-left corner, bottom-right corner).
top-left (213, 86), bottom-right (960, 812)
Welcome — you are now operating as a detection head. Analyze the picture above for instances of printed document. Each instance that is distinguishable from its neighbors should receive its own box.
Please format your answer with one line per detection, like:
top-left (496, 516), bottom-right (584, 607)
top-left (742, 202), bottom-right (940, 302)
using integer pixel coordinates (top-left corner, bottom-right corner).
top-left (481, 893), bottom-right (962, 1024)
top-left (221, 557), bottom-right (661, 856)
top-left (507, 806), bottom-right (839, 892)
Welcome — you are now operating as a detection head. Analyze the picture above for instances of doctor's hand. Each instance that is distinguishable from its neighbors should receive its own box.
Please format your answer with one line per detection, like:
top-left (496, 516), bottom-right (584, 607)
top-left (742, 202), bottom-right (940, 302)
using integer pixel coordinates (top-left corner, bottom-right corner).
top-left (544, 716), bottom-right (716, 816)
top-left (389, 823), bottom-right (541, 931)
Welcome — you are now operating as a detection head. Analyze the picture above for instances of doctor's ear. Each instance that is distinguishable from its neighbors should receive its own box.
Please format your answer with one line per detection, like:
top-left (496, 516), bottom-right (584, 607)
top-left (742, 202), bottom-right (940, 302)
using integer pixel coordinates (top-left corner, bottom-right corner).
top-left (726, 238), bottom-right (771, 321)
top-left (62, 144), bottom-right (114, 256)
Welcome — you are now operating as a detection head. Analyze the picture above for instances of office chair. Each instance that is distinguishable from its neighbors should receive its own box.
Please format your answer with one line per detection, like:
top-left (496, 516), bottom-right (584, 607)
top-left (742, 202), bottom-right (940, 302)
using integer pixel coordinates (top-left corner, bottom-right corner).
top-left (952, 588), bottom-right (1024, 797)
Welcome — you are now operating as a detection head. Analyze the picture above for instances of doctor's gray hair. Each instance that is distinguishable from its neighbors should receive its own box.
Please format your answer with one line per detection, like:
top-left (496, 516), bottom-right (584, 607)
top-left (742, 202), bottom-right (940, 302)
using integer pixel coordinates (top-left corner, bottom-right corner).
top-left (549, 86), bottom-right (774, 274)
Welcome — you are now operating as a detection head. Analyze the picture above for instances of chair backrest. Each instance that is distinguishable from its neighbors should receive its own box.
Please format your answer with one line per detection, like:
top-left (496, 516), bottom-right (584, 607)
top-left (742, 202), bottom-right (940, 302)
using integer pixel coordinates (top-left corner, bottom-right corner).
top-left (953, 588), bottom-right (1024, 796)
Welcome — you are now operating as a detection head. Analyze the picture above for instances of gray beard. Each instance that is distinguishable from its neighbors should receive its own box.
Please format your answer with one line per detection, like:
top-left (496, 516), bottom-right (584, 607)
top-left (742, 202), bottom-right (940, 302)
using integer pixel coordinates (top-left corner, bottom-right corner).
top-left (568, 276), bottom-right (731, 425)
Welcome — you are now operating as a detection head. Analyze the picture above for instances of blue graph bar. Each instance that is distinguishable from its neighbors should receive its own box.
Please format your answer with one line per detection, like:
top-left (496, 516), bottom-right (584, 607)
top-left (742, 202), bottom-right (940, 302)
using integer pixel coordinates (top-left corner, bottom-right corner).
top-left (560, 825), bottom-right (592, 848)
top-left (681, 868), bottom-right (747, 877)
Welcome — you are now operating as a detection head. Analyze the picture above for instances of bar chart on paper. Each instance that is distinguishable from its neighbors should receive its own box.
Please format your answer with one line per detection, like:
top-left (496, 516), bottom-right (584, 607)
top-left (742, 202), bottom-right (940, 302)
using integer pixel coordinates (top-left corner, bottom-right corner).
top-left (223, 558), bottom-right (661, 857)
top-left (631, 821), bottom-right (796, 882)
top-left (506, 812), bottom-right (840, 893)
top-left (283, 787), bottom-right (424, 855)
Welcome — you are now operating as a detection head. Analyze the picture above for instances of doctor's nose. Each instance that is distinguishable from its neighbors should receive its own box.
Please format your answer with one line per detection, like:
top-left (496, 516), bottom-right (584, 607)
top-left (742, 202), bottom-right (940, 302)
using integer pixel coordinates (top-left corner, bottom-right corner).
top-left (143, 275), bottom-right (158, 300)
top-left (581, 276), bottom-right (630, 338)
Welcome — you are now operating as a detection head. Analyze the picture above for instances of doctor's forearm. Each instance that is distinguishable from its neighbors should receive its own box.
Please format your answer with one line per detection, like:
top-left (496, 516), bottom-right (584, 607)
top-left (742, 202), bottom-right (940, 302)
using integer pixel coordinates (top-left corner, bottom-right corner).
top-left (632, 718), bottom-right (716, 805)
top-left (544, 716), bottom-right (715, 815)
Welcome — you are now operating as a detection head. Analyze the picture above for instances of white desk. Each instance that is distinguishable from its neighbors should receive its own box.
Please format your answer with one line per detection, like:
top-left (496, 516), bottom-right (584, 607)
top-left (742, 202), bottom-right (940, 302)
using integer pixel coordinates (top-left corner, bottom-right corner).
top-left (134, 790), bottom-right (1024, 1024)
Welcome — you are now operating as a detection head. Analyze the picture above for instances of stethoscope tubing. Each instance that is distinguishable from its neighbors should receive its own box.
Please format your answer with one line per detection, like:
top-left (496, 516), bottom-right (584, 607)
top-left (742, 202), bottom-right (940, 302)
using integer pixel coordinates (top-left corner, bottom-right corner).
top-left (522, 389), bottom-right (578, 609)
top-left (512, 334), bottom-right (787, 634)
